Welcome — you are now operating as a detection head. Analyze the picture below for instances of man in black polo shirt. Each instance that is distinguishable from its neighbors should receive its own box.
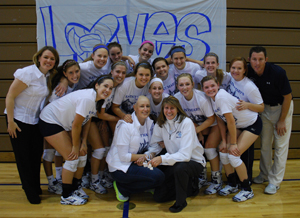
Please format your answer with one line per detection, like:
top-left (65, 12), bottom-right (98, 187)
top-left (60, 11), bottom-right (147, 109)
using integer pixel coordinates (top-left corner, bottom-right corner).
top-left (247, 46), bottom-right (293, 194)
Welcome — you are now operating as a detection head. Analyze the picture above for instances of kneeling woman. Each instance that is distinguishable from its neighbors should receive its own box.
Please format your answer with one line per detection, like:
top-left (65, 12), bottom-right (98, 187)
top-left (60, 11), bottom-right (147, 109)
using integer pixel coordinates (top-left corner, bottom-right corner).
top-left (202, 76), bottom-right (262, 202)
top-left (106, 96), bottom-right (165, 202)
top-left (39, 75), bottom-right (113, 205)
top-left (146, 96), bottom-right (206, 213)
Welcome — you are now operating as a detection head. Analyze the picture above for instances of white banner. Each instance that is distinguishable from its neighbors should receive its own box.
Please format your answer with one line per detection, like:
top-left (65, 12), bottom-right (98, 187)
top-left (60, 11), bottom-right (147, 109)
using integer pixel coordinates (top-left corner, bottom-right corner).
top-left (36, 0), bottom-right (226, 69)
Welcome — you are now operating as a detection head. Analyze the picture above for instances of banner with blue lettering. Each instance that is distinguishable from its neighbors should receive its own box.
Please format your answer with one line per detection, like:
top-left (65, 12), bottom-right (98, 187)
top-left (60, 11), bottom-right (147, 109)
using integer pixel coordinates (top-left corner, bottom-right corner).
top-left (36, 0), bottom-right (226, 69)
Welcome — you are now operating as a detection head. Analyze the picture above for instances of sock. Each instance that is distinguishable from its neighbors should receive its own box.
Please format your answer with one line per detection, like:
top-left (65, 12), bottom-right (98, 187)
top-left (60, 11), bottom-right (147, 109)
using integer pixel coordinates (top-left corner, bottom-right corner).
top-left (227, 173), bottom-right (237, 187)
top-left (241, 179), bottom-right (251, 191)
top-left (55, 167), bottom-right (63, 180)
top-left (47, 175), bottom-right (55, 186)
top-left (91, 174), bottom-right (99, 183)
top-left (72, 178), bottom-right (81, 191)
top-left (62, 183), bottom-right (73, 198)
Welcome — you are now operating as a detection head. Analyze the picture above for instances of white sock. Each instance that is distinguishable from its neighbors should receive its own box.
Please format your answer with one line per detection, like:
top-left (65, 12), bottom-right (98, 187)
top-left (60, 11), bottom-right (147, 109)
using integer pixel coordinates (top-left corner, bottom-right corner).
top-left (47, 175), bottom-right (55, 185)
top-left (55, 167), bottom-right (63, 180)
top-left (91, 174), bottom-right (99, 183)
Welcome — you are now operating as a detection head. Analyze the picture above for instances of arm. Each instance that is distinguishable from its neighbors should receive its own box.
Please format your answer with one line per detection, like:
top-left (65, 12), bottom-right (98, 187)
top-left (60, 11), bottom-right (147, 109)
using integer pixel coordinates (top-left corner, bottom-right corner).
top-left (112, 103), bottom-right (133, 123)
top-left (186, 57), bottom-right (203, 67)
top-left (195, 115), bottom-right (215, 133)
top-left (236, 100), bottom-right (264, 113)
top-left (224, 113), bottom-right (240, 156)
top-left (216, 116), bottom-right (227, 153)
top-left (80, 118), bottom-right (91, 156)
top-left (5, 79), bottom-right (28, 138)
top-left (276, 93), bottom-right (292, 136)
top-left (122, 56), bottom-right (135, 68)
top-left (97, 107), bottom-right (120, 122)
top-left (69, 114), bottom-right (85, 160)
top-left (55, 77), bottom-right (68, 97)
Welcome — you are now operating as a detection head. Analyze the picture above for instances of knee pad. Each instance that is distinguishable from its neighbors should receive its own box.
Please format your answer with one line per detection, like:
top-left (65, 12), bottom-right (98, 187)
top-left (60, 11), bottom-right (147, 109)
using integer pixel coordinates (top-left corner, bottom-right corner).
top-left (228, 154), bottom-right (242, 168)
top-left (55, 150), bottom-right (62, 156)
top-left (204, 148), bottom-right (218, 160)
top-left (219, 152), bottom-right (230, 165)
top-left (43, 149), bottom-right (55, 162)
top-left (63, 159), bottom-right (79, 172)
top-left (77, 155), bottom-right (87, 168)
top-left (92, 148), bottom-right (106, 160)
top-left (104, 146), bottom-right (111, 157)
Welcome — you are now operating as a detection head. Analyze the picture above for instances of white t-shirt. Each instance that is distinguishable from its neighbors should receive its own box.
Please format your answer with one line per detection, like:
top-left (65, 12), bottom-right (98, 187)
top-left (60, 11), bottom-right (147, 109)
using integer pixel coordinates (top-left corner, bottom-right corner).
top-left (76, 60), bottom-right (110, 89)
top-left (194, 69), bottom-right (231, 90)
top-left (227, 76), bottom-right (263, 104)
top-left (211, 89), bottom-right (257, 128)
top-left (169, 62), bottom-right (201, 80)
top-left (156, 70), bottom-right (177, 96)
top-left (40, 89), bottom-right (97, 131)
top-left (128, 55), bottom-right (154, 73)
top-left (138, 124), bottom-right (150, 154)
top-left (113, 77), bottom-right (150, 114)
top-left (174, 89), bottom-right (214, 126)
top-left (4, 65), bottom-right (49, 124)
top-left (102, 87), bottom-right (116, 111)
top-left (146, 92), bottom-right (169, 119)
top-left (48, 83), bottom-right (78, 103)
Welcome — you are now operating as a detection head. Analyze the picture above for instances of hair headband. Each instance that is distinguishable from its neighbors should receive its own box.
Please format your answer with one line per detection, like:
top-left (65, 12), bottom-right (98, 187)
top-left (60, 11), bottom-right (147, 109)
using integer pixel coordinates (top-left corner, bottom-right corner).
top-left (63, 60), bottom-right (77, 71)
top-left (140, 40), bottom-right (154, 49)
top-left (170, 47), bottom-right (185, 56)
top-left (149, 78), bottom-right (163, 87)
top-left (93, 45), bottom-right (108, 53)
top-left (138, 62), bottom-right (150, 67)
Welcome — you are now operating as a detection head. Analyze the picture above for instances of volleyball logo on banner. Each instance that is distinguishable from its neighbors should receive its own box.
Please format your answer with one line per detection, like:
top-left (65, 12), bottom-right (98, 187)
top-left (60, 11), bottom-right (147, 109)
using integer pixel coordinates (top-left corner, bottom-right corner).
top-left (36, 0), bottom-right (226, 68)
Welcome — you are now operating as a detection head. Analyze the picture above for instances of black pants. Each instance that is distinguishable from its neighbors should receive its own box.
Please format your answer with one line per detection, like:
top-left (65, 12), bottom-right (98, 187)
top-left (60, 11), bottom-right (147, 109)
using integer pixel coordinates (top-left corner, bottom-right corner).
top-left (7, 117), bottom-right (44, 196)
top-left (241, 143), bottom-right (254, 181)
top-left (154, 161), bottom-right (203, 205)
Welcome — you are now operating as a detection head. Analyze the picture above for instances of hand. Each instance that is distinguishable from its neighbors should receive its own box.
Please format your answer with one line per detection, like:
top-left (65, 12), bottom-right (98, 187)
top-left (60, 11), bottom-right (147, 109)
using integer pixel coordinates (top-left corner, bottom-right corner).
top-left (7, 121), bottom-right (21, 138)
top-left (68, 146), bottom-right (79, 160)
top-left (123, 114), bottom-right (133, 123)
top-left (157, 141), bottom-right (165, 149)
top-left (276, 120), bottom-right (286, 136)
top-left (149, 156), bottom-right (162, 167)
top-left (55, 83), bottom-right (68, 97)
top-left (219, 141), bottom-right (227, 153)
top-left (236, 100), bottom-right (249, 111)
top-left (127, 57), bottom-right (135, 68)
top-left (135, 155), bottom-right (147, 166)
top-left (197, 132), bottom-right (204, 145)
top-left (80, 142), bottom-right (87, 156)
top-left (229, 144), bottom-right (240, 156)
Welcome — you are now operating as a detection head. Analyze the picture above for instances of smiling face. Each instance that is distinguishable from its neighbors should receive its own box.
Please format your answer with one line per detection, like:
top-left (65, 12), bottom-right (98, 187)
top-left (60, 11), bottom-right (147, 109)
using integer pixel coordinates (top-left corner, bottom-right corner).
top-left (177, 76), bottom-right (193, 100)
top-left (149, 81), bottom-right (164, 102)
top-left (230, 60), bottom-right (246, 81)
top-left (38, 50), bottom-right (56, 74)
top-left (249, 52), bottom-right (268, 76)
top-left (172, 52), bottom-right (186, 70)
top-left (163, 103), bottom-right (178, 120)
top-left (63, 65), bottom-right (80, 87)
top-left (109, 46), bottom-right (123, 63)
top-left (135, 67), bottom-right (151, 88)
top-left (204, 56), bottom-right (219, 75)
top-left (138, 43), bottom-right (154, 62)
top-left (134, 96), bottom-right (151, 124)
top-left (92, 48), bottom-right (108, 69)
top-left (154, 60), bottom-right (169, 80)
top-left (111, 65), bottom-right (126, 86)
top-left (95, 79), bottom-right (113, 101)
top-left (202, 79), bottom-right (219, 100)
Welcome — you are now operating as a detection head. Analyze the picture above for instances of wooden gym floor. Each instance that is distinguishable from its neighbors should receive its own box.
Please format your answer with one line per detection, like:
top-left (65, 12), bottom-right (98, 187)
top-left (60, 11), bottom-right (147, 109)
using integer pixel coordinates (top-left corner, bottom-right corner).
top-left (0, 160), bottom-right (299, 218)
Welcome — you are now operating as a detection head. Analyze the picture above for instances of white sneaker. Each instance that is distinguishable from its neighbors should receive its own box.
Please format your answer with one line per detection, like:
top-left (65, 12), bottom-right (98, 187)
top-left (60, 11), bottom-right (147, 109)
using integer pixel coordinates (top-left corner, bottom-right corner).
top-left (60, 192), bottom-right (87, 205)
top-left (232, 189), bottom-right (254, 202)
top-left (73, 186), bottom-right (89, 199)
top-left (218, 185), bottom-right (238, 196)
top-left (253, 174), bottom-right (268, 184)
top-left (81, 172), bottom-right (91, 188)
top-left (204, 182), bottom-right (223, 195)
top-left (89, 180), bottom-right (108, 194)
top-left (48, 179), bottom-right (62, 194)
top-left (113, 181), bottom-right (129, 202)
top-left (264, 183), bottom-right (280, 195)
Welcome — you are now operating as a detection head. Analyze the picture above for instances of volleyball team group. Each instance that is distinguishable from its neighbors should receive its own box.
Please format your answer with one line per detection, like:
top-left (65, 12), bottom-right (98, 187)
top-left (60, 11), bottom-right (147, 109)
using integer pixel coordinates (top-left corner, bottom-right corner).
top-left (5, 40), bottom-right (293, 213)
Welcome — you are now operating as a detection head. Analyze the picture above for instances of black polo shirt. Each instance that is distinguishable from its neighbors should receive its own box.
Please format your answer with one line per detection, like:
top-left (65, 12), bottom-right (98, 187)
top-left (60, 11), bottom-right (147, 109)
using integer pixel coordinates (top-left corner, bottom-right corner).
top-left (247, 62), bottom-right (292, 106)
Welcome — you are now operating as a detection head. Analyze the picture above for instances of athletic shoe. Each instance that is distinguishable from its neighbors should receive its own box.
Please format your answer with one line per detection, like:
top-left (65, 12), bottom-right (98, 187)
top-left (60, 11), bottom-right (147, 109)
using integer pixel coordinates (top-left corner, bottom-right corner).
top-left (60, 192), bottom-right (87, 205)
top-left (81, 172), bottom-right (91, 188)
top-left (218, 185), bottom-right (239, 196)
top-left (113, 181), bottom-right (129, 202)
top-left (73, 186), bottom-right (89, 199)
top-left (100, 177), bottom-right (113, 189)
top-left (264, 183), bottom-right (280, 195)
top-left (198, 177), bottom-right (211, 189)
top-left (89, 180), bottom-right (108, 194)
top-left (253, 174), bottom-right (268, 184)
top-left (232, 189), bottom-right (254, 202)
top-left (204, 182), bottom-right (223, 195)
top-left (48, 179), bottom-right (63, 194)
